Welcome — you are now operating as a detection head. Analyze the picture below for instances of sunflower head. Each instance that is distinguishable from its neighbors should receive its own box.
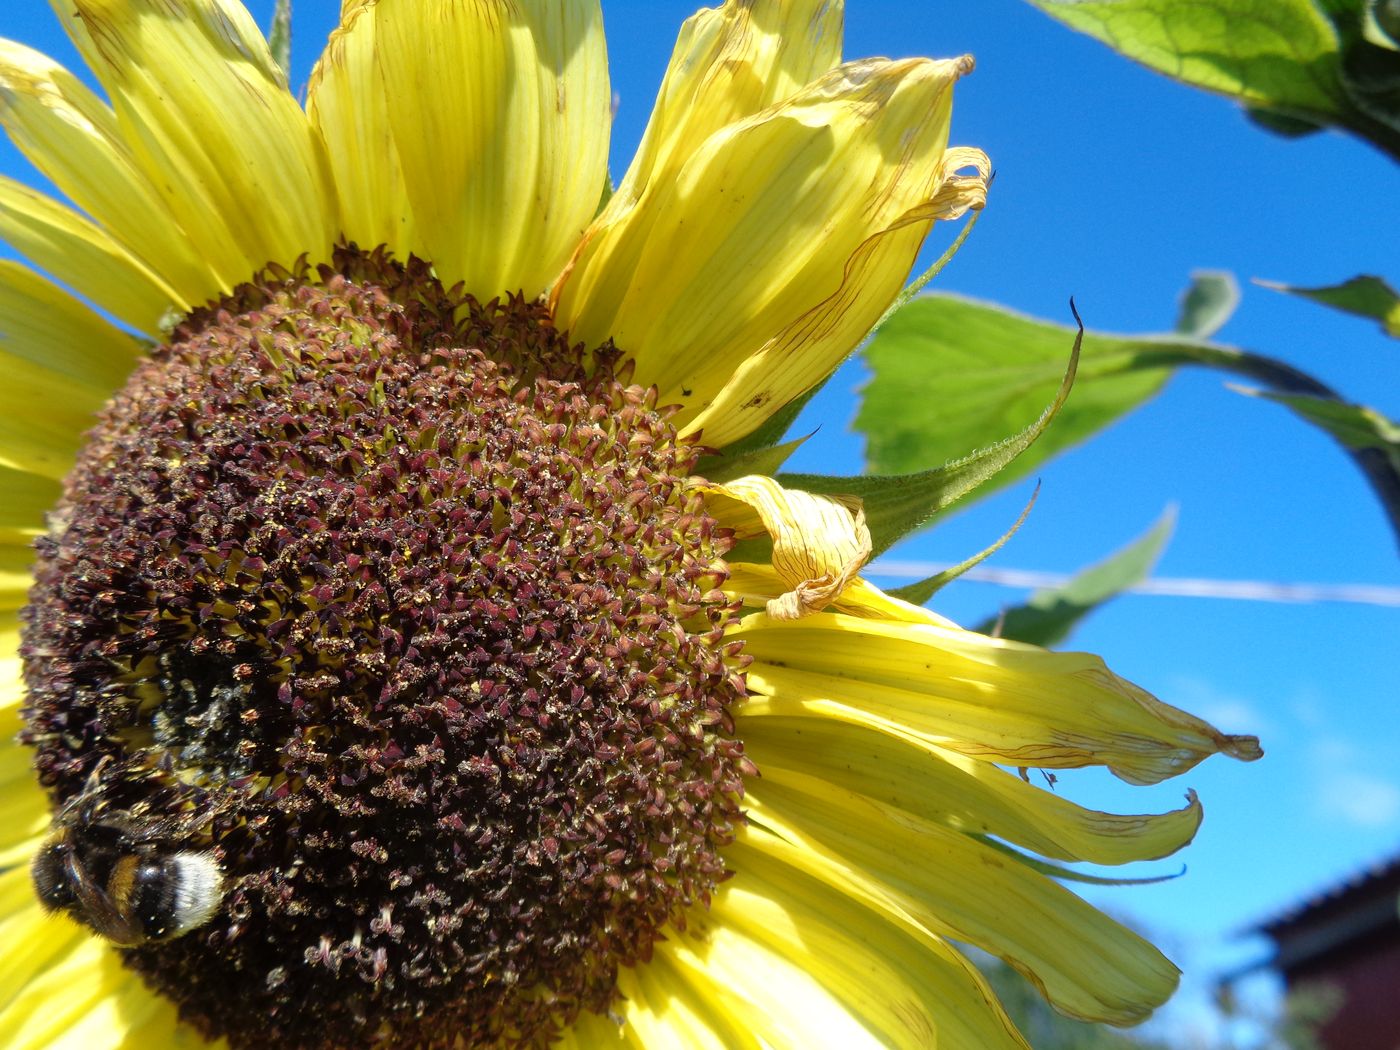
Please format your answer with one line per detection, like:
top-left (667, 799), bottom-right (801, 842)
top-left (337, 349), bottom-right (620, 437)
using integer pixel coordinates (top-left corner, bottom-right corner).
top-left (0, 2), bottom-right (1258, 1049)
top-left (20, 246), bottom-right (754, 1044)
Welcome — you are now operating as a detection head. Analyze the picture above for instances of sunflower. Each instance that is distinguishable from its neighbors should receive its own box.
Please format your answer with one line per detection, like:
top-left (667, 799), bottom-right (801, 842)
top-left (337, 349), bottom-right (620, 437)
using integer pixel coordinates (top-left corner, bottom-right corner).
top-left (0, 1), bottom-right (1261, 1047)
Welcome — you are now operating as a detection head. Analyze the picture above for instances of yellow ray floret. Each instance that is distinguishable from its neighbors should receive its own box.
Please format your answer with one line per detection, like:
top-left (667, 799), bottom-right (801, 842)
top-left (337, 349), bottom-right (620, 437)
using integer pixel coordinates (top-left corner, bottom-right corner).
top-left (48, 0), bottom-right (338, 291)
top-left (706, 475), bottom-right (872, 618)
top-left (0, 38), bottom-right (219, 308)
top-left (361, 0), bottom-right (611, 300)
top-left (553, 47), bottom-right (987, 446)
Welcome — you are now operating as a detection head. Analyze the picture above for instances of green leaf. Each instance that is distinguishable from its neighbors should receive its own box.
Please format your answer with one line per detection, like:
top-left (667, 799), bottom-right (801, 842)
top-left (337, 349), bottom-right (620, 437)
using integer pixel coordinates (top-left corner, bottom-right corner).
top-left (973, 509), bottom-right (1176, 648)
top-left (859, 292), bottom-right (1400, 549)
top-left (1029, 0), bottom-right (1400, 160)
top-left (1322, 0), bottom-right (1400, 143)
top-left (887, 484), bottom-right (1039, 606)
top-left (1175, 270), bottom-right (1240, 339)
top-left (1256, 273), bottom-right (1400, 337)
top-left (1233, 384), bottom-right (1400, 457)
top-left (1029, 0), bottom-right (1351, 118)
top-left (1245, 105), bottom-right (1328, 136)
top-left (1231, 386), bottom-right (1400, 541)
top-left (784, 317), bottom-right (1081, 557)
top-left (269, 0), bottom-right (293, 80)
top-left (857, 294), bottom-right (1173, 490)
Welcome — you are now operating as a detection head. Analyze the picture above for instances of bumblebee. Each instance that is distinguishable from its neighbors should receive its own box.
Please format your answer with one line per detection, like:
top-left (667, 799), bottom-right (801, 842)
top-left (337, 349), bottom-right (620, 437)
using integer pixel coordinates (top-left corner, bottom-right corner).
top-left (30, 767), bottom-right (223, 946)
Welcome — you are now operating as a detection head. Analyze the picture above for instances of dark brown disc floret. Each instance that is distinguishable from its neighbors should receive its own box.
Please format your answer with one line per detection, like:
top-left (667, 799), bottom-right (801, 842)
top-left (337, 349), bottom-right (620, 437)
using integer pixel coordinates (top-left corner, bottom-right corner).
top-left (19, 248), bottom-right (750, 1049)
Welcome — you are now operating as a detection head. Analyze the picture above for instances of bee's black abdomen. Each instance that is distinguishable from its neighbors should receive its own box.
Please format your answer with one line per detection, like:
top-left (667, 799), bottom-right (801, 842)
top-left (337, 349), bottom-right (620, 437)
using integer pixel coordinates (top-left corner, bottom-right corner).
top-left (30, 842), bottom-right (76, 911)
top-left (127, 860), bottom-right (178, 939)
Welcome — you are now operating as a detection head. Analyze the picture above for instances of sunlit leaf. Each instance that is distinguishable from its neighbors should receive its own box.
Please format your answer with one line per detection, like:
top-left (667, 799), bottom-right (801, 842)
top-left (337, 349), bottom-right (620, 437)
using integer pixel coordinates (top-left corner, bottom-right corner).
top-left (1028, 0), bottom-right (1400, 160)
top-left (857, 294), bottom-right (1172, 488)
top-left (1256, 274), bottom-right (1400, 337)
top-left (859, 291), bottom-right (1400, 548)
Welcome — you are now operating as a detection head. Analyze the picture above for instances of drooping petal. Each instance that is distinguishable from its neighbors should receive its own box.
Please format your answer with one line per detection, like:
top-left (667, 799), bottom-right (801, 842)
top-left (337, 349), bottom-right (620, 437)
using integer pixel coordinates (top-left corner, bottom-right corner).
top-left (0, 38), bottom-right (220, 306)
top-left (306, 1), bottom-right (416, 255)
top-left (744, 776), bottom-right (1182, 1026)
top-left (705, 475), bottom-right (870, 618)
top-left (732, 610), bottom-right (1262, 784)
top-left (553, 56), bottom-right (984, 445)
top-left (370, 0), bottom-right (611, 299)
top-left (0, 174), bottom-right (183, 333)
top-left (738, 708), bottom-right (1204, 865)
top-left (607, 0), bottom-right (844, 217)
top-left (55, 0), bottom-right (338, 290)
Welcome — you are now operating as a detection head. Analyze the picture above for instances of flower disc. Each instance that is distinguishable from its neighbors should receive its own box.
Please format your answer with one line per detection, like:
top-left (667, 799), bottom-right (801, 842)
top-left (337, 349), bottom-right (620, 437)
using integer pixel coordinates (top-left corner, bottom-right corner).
top-left (19, 249), bottom-right (748, 1048)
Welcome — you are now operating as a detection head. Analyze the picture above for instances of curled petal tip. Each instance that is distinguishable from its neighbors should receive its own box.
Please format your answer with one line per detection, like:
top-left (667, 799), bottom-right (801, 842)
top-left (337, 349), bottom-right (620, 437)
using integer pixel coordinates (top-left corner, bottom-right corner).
top-left (1223, 734), bottom-right (1264, 762)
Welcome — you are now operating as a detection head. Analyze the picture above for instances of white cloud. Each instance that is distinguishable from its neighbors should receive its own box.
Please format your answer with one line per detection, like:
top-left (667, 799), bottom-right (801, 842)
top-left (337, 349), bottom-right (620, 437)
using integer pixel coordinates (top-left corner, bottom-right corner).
top-left (1306, 735), bottom-right (1400, 828)
top-left (1166, 676), bottom-right (1272, 736)
top-left (1316, 771), bottom-right (1400, 828)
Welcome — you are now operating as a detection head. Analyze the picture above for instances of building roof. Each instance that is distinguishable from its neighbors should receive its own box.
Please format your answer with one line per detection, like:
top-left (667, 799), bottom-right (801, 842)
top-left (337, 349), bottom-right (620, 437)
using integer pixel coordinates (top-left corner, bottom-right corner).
top-left (1254, 851), bottom-right (1400, 973)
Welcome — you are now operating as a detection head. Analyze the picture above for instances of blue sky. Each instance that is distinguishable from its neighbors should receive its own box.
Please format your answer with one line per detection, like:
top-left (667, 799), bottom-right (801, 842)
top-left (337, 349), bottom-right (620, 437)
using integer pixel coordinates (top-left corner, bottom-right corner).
top-left (3, 0), bottom-right (1397, 1039)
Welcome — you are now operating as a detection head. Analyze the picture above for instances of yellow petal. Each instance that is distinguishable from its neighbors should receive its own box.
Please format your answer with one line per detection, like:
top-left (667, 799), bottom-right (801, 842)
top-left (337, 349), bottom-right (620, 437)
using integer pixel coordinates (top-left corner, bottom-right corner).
top-left (553, 56), bottom-right (982, 445)
top-left (677, 856), bottom-right (1030, 1050)
top-left (0, 260), bottom-right (140, 386)
top-left (0, 362), bottom-right (105, 480)
top-left (0, 704), bottom-right (49, 868)
top-left (705, 475), bottom-right (869, 619)
top-left (744, 774), bottom-right (1181, 1026)
top-left (306, 1), bottom-right (415, 255)
top-left (734, 610), bottom-right (1262, 784)
top-left (61, 0), bottom-right (338, 289)
top-left (613, 949), bottom-right (762, 1049)
top-left (0, 262), bottom-right (138, 478)
top-left (723, 561), bottom-right (964, 625)
top-left (0, 467), bottom-right (56, 546)
top-left (371, 0), bottom-right (611, 299)
top-left (738, 707), bottom-right (1204, 866)
top-left (555, 1012), bottom-right (634, 1049)
top-left (0, 931), bottom-right (214, 1049)
top-left (0, 175), bottom-right (182, 332)
top-left (0, 37), bottom-right (221, 306)
top-left (605, 0), bottom-right (843, 219)
top-left (0, 544), bottom-right (34, 602)
top-left (0, 876), bottom-right (90, 1023)
top-left (652, 908), bottom-right (888, 1048)
top-left (691, 144), bottom-right (989, 446)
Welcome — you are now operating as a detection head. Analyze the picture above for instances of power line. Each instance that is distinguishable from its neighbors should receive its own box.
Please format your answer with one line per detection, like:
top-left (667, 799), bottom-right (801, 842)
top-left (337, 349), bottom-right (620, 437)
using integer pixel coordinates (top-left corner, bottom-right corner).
top-left (866, 561), bottom-right (1400, 608)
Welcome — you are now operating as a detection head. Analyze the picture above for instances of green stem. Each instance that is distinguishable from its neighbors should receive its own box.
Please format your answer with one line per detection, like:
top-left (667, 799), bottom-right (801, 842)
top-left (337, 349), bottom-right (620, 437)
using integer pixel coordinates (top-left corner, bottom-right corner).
top-left (1121, 343), bottom-right (1400, 549)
